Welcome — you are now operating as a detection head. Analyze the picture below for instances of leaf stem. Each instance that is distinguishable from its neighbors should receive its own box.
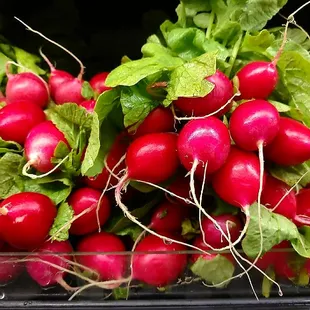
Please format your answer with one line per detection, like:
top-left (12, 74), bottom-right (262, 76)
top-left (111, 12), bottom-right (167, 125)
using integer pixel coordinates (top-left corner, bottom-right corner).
top-left (206, 11), bottom-right (215, 39)
top-left (225, 32), bottom-right (244, 78)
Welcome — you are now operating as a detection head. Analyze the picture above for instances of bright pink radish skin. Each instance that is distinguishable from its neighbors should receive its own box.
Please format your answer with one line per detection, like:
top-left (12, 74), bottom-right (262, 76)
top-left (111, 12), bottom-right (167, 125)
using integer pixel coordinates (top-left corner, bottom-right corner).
top-left (26, 240), bottom-right (73, 288)
top-left (191, 236), bottom-right (234, 265)
top-left (149, 201), bottom-right (190, 232)
top-left (84, 132), bottom-right (129, 190)
top-left (177, 117), bottom-right (231, 178)
top-left (0, 192), bottom-right (57, 250)
top-left (80, 99), bottom-right (96, 112)
top-left (76, 232), bottom-right (127, 283)
top-left (129, 106), bottom-right (175, 139)
top-left (200, 214), bottom-right (242, 249)
top-left (174, 70), bottom-right (233, 117)
top-left (295, 189), bottom-right (310, 226)
top-left (236, 61), bottom-right (278, 100)
top-left (54, 78), bottom-right (85, 105)
top-left (132, 232), bottom-right (188, 287)
top-left (0, 101), bottom-right (46, 144)
top-left (89, 72), bottom-right (111, 94)
top-left (229, 100), bottom-right (280, 151)
top-left (212, 146), bottom-right (265, 208)
top-left (68, 187), bottom-right (111, 235)
top-left (264, 117), bottom-right (310, 166)
top-left (6, 72), bottom-right (49, 108)
top-left (261, 175), bottom-right (296, 220)
top-left (122, 132), bottom-right (179, 184)
top-left (25, 120), bottom-right (70, 173)
top-left (0, 244), bottom-right (24, 285)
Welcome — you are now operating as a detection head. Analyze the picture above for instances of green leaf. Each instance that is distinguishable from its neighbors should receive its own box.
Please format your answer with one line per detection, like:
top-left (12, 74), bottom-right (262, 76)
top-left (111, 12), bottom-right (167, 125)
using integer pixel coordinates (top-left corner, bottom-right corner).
top-left (193, 13), bottom-right (210, 29)
top-left (262, 267), bottom-right (275, 298)
top-left (276, 51), bottom-right (310, 126)
top-left (269, 161), bottom-right (310, 188)
top-left (164, 52), bottom-right (216, 106)
top-left (120, 85), bottom-right (159, 131)
top-left (81, 112), bottom-right (100, 175)
top-left (291, 226), bottom-right (310, 258)
top-left (182, 0), bottom-right (211, 17)
top-left (242, 203), bottom-right (299, 258)
top-left (105, 196), bottom-right (162, 233)
top-left (0, 152), bottom-right (24, 199)
top-left (81, 81), bottom-right (95, 100)
top-left (202, 40), bottom-right (229, 61)
top-left (190, 255), bottom-right (235, 287)
top-left (116, 225), bottom-right (144, 242)
top-left (268, 100), bottom-right (291, 113)
top-left (95, 88), bottom-right (120, 123)
top-left (213, 21), bottom-right (242, 47)
top-left (0, 52), bottom-right (11, 85)
top-left (240, 30), bottom-right (275, 54)
top-left (229, 0), bottom-right (288, 32)
top-left (112, 287), bottom-right (130, 300)
top-left (49, 202), bottom-right (74, 241)
top-left (13, 47), bottom-right (46, 75)
top-left (176, 3), bottom-right (187, 28)
top-left (181, 218), bottom-right (200, 240)
top-left (212, 195), bottom-right (239, 216)
top-left (0, 137), bottom-right (22, 154)
top-left (105, 56), bottom-right (183, 87)
top-left (141, 43), bottom-right (176, 58)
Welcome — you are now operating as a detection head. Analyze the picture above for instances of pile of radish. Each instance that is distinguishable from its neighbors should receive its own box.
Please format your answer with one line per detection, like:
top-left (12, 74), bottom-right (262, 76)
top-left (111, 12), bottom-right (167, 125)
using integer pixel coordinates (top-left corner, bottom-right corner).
top-left (1, 0), bottom-right (310, 301)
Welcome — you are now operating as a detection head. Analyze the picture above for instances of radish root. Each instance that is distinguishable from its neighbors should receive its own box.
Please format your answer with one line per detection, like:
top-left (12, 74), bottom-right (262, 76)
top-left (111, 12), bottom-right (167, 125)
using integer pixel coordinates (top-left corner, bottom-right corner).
top-left (14, 17), bottom-right (85, 79)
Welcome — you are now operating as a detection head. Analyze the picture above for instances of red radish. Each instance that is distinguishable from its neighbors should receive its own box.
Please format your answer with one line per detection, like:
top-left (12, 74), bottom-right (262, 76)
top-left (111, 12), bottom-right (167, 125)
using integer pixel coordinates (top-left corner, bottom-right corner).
top-left (132, 232), bottom-right (188, 287)
top-left (0, 101), bottom-right (46, 144)
top-left (129, 106), bottom-right (175, 139)
top-left (54, 78), bottom-right (85, 105)
top-left (0, 192), bottom-right (57, 250)
top-left (261, 175), bottom-right (297, 220)
top-left (229, 100), bottom-right (280, 152)
top-left (212, 146), bottom-right (264, 208)
top-left (295, 189), bottom-right (310, 226)
top-left (0, 244), bottom-right (24, 285)
top-left (191, 235), bottom-right (234, 264)
top-left (39, 49), bottom-right (74, 99)
top-left (236, 62), bottom-right (278, 100)
top-left (264, 117), bottom-right (310, 166)
top-left (5, 71), bottom-right (50, 108)
top-left (89, 72), bottom-right (111, 94)
top-left (177, 117), bottom-right (231, 178)
top-left (80, 99), bottom-right (96, 112)
top-left (68, 187), bottom-right (111, 235)
top-left (84, 132), bottom-right (129, 190)
top-left (119, 132), bottom-right (179, 185)
top-left (76, 232), bottom-right (127, 282)
top-left (200, 214), bottom-right (242, 249)
top-left (24, 120), bottom-right (70, 173)
top-left (26, 240), bottom-right (73, 289)
top-left (174, 70), bottom-right (233, 118)
top-left (149, 201), bottom-right (189, 232)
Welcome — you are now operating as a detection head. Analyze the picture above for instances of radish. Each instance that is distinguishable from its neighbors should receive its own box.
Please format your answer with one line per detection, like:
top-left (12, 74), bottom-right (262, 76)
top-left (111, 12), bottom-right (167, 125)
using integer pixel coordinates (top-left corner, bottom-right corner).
top-left (5, 70), bottom-right (50, 109)
top-left (149, 201), bottom-right (189, 232)
top-left (0, 244), bottom-right (24, 285)
top-left (67, 187), bottom-right (111, 235)
top-left (76, 232), bottom-right (127, 283)
top-left (39, 49), bottom-right (74, 99)
top-left (15, 18), bottom-right (86, 106)
top-left (0, 192), bottom-right (57, 250)
top-left (84, 132), bottom-right (129, 190)
top-left (0, 101), bottom-right (46, 144)
top-left (200, 214), bottom-right (242, 249)
top-left (132, 232), bottom-right (188, 287)
top-left (295, 189), bottom-right (310, 226)
top-left (24, 120), bottom-right (70, 174)
top-left (80, 99), bottom-right (96, 113)
top-left (261, 174), bottom-right (297, 220)
top-left (173, 70), bottom-right (233, 118)
top-left (177, 117), bottom-right (231, 178)
top-left (229, 99), bottom-right (279, 269)
top-left (191, 236), bottom-right (234, 265)
top-left (89, 72), bottom-right (111, 94)
top-left (26, 240), bottom-right (74, 290)
top-left (129, 106), bottom-right (175, 139)
top-left (264, 117), bottom-right (310, 166)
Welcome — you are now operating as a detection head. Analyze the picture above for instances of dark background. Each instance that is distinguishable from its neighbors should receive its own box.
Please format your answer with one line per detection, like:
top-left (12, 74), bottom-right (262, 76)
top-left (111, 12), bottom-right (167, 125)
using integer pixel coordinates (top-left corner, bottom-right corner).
top-left (0, 0), bottom-right (307, 80)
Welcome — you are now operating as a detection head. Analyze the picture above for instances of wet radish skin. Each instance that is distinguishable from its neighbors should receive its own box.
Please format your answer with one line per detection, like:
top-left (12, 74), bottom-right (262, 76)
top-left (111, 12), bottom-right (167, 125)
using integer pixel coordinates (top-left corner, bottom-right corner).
top-left (89, 72), bottom-right (111, 94)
